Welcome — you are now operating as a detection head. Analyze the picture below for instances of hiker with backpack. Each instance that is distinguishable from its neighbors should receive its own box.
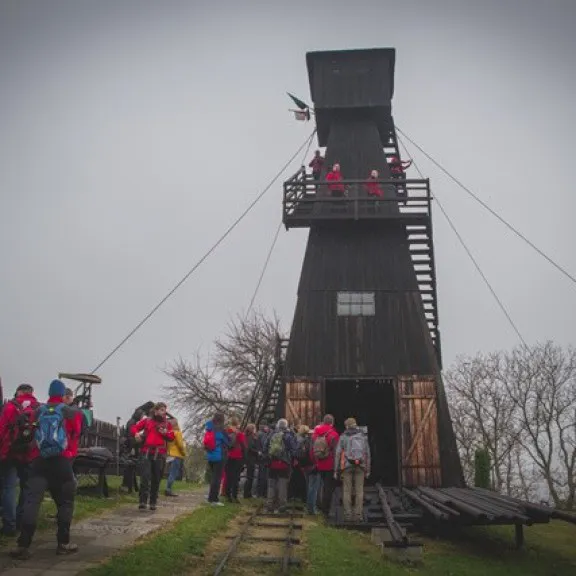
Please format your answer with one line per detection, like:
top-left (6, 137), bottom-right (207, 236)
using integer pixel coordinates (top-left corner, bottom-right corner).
top-left (311, 414), bottom-right (340, 515)
top-left (10, 379), bottom-right (83, 559)
top-left (131, 402), bottom-right (174, 511)
top-left (290, 425), bottom-right (313, 503)
top-left (263, 418), bottom-right (298, 513)
top-left (0, 384), bottom-right (39, 537)
top-left (334, 418), bottom-right (371, 522)
top-left (203, 412), bottom-right (230, 506)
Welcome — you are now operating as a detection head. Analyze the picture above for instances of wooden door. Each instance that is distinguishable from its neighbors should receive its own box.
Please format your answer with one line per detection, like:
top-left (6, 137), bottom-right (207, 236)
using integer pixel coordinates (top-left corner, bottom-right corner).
top-left (284, 380), bottom-right (322, 428)
top-left (398, 376), bottom-right (442, 487)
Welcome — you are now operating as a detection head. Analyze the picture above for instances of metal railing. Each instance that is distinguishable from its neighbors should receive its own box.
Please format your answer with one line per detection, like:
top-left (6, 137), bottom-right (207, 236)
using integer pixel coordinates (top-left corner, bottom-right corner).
top-left (283, 168), bottom-right (432, 225)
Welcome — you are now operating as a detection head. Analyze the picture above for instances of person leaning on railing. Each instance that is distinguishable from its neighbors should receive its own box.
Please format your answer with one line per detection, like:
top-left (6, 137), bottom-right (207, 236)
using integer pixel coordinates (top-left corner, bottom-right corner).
top-left (308, 150), bottom-right (324, 181)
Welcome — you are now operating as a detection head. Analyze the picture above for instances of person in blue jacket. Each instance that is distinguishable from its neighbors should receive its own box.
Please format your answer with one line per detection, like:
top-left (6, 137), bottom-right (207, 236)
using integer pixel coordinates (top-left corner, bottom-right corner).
top-left (204, 413), bottom-right (230, 506)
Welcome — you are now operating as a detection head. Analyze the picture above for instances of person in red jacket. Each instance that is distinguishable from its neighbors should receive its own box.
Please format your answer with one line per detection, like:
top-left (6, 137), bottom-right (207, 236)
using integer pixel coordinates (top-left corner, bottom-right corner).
top-left (389, 156), bottom-right (412, 176)
top-left (0, 384), bottom-right (39, 536)
top-left (311, 414), bottom-right (340, 515)
top-left (365, 169), bottom-right (384, 198)
top-left (11, 379), bottom-right (83, 559)
top-left (131, 402), bottom-right (174, 511)
top-left (224, 417), bottom-right (246, 503)
top-left (326, 163), bottom-right (346, 197)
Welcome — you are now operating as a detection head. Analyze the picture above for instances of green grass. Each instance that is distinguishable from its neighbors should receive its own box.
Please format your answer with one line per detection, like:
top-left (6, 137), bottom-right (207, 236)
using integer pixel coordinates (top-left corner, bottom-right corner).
top-left (303, 520), bottom-right (576, 576)
top-left (85, 502), bottom-right (242, 576)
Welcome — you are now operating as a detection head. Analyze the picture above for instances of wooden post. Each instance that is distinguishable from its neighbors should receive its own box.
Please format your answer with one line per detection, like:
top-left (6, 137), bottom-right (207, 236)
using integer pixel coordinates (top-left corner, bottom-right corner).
top-left (514, 524), bottom-right (524, 549)
top-left (116, 416), bottom-right (121, 479)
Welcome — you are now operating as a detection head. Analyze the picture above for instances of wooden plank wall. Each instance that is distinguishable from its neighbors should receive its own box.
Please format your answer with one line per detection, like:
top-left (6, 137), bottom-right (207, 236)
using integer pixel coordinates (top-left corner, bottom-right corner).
top-left (284, 380), bottom-right (322, 428)
top-left (399, 376), bottom-right (441, 487)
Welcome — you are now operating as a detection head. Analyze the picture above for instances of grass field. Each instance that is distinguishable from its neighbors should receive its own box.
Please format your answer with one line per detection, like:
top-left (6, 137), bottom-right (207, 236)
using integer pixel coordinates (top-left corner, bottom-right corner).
top-left (303, 519), bottom-right (576, 576)
top-left (77, 497), bottom-right (576, 576)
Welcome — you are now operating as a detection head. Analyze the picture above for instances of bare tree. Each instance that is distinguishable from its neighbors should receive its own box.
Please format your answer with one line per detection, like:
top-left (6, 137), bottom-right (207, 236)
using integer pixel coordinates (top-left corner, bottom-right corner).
top-left (498, 342), bottom-right (576, 509)
top-left (446, 342), bottom-right (576, 509)
top-left (164, 311), bottom-right (281, 439)
top-left (445, 352), bottom-right (521, 493)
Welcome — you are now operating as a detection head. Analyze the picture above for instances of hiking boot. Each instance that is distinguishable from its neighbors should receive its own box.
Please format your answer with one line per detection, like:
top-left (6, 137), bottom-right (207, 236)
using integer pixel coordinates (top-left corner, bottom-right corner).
top-left (165, 491), bottom-right (178, 498)
top-left (9, 546), bottom-right (31, 560)
top-left (138, 503), bottom-right (147, 511)
top-left (150, 504), bottom-right (157, 511)
top-left (56, 543), bottom-right (78, 555)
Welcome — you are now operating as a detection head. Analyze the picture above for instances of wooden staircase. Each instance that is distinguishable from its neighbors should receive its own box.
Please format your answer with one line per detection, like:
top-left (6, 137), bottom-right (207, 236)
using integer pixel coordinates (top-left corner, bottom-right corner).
top-left (242, 337), bottom-right (288, 427)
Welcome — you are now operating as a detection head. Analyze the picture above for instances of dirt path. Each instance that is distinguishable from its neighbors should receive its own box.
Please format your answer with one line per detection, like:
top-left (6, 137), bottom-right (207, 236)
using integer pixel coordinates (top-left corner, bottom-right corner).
top-left (0, 490), bottom-right (205, 576)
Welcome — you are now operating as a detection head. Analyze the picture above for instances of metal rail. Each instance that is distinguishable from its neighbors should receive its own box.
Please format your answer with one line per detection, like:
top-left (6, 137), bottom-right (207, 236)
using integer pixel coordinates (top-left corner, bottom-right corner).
top-left (213, 505), bottom-right (302, 575)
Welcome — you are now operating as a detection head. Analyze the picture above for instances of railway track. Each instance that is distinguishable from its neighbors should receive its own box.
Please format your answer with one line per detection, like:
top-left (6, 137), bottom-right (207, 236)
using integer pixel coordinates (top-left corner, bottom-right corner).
top-left (213, 505), bottom-right (303, 575)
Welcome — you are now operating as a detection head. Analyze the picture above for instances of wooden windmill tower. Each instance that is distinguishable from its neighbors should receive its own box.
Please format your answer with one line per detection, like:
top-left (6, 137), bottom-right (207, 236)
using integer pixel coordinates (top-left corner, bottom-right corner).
top-left (275, 48), bottom-right (463, 488)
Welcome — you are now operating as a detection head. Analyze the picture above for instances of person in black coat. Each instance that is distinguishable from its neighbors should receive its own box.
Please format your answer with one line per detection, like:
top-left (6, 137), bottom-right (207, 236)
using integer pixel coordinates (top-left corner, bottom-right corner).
top-left (121, 401), bottom-right (154, 493)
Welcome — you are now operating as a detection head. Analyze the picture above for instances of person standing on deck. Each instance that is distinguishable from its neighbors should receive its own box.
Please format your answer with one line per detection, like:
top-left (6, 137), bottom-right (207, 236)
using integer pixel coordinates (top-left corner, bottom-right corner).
top-left (311, 414), bottom-right (340, 516)
top-left (165, 418), bottom-right (186, 497)
top-left (308, 150), bottom-right (324, 181)
top-left (334, 418), bottom-right (371, 522)
top-left (365, 169), bottom-right (384, 198)
top-left (389, 156), bottom-right (412, 176)
top-left (326, 163), bottom-right (346, 197)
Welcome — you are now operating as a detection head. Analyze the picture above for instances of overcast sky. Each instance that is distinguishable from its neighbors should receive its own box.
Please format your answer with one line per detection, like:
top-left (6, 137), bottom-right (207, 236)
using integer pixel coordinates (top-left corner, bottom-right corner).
top-left (1, 0), bottom-right (575, 423)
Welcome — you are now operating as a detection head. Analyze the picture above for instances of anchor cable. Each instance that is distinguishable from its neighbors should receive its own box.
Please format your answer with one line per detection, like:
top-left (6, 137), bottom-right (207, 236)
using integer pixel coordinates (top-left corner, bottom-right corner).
top-left (395, 126), bottom-right (576, 288)
top-left (246, 221), bottom-right (283, 317)
top-left (91, 130), bottom-right (316, 373)
top-left (397, 133), bottom-right (529, 350)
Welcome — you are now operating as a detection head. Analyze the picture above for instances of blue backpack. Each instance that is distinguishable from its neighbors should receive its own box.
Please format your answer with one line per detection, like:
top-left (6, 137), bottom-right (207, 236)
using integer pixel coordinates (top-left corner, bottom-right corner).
top-left (35, 404), bottom-right (68, 458)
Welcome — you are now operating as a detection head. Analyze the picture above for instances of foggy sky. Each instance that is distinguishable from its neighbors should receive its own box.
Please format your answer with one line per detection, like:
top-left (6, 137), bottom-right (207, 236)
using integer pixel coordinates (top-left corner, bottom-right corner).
top-left (1, 0), bottom-right (575, 424)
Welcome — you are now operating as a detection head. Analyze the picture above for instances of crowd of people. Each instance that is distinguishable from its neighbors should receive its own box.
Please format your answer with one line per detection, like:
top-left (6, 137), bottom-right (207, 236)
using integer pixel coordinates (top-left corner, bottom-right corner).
top-left (0, 384), bottom-right (186, 560)
top-left (307, 149), bottom-right (413, 198)
top-left (0, 377), bottom-right (371, 561)
top-left (202, 412), bottom-right (371, 521)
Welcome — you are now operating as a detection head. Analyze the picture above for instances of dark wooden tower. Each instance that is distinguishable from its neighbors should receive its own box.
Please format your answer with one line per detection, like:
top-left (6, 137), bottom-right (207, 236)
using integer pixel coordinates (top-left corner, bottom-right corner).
top-left (276, 48), bottom-right (462, 488)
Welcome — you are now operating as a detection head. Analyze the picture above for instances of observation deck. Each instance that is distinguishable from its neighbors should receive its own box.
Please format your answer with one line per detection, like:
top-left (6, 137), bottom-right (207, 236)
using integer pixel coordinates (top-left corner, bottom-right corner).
top-left (282, 168), bottom-right (431, 229)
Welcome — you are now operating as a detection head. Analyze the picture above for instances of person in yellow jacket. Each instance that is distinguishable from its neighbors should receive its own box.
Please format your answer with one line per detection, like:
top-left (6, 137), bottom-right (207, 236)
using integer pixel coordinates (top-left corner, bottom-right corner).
top-left (165, 418), bottom-right (186, 497)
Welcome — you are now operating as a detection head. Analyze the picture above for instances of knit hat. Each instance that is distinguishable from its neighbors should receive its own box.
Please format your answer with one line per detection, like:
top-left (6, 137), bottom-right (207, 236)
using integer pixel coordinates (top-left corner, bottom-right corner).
top-left (48, 379), bottom-right (66, 398)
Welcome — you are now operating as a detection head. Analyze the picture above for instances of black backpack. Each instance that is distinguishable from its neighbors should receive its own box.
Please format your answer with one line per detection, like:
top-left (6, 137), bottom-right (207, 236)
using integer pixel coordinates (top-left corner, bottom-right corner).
top-left (296, 435), bottom-right (312, 467)
top-left (8, 399), bottom-right (39, 454)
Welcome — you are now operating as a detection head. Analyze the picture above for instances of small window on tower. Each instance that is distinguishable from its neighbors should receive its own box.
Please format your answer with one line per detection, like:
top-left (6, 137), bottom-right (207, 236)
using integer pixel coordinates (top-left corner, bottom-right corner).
top-left (337, 292), bottom-right (375, 316)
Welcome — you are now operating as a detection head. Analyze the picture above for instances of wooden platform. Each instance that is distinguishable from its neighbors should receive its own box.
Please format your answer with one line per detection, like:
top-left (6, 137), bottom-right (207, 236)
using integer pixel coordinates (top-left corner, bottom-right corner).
top-left (329, 485), bottom-right (576, 532)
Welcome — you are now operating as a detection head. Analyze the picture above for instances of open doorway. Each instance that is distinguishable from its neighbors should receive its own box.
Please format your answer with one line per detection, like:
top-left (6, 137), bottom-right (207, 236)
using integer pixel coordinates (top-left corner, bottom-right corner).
top-left (324, 378), bottom-right (399, 486)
